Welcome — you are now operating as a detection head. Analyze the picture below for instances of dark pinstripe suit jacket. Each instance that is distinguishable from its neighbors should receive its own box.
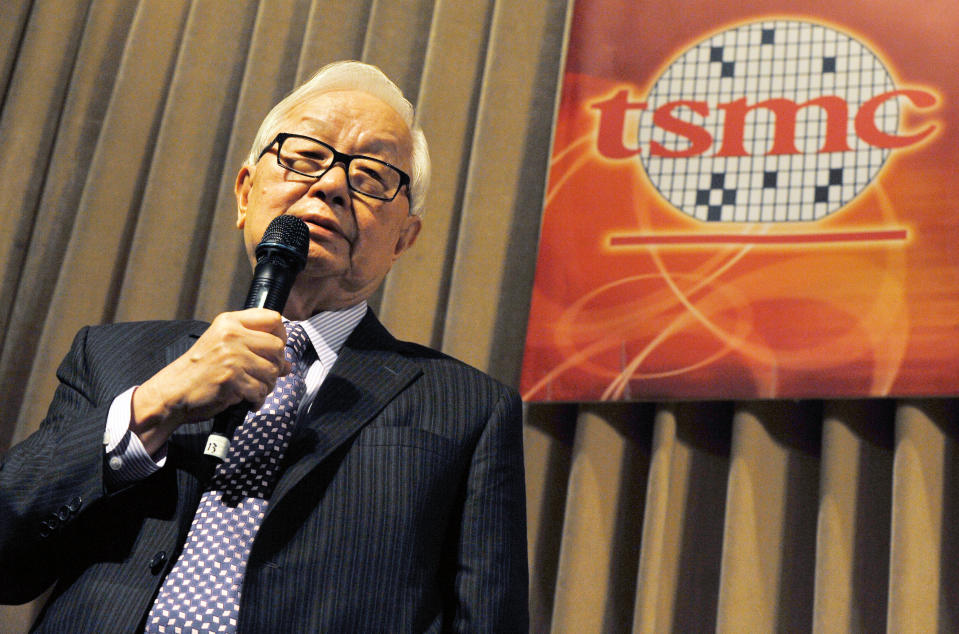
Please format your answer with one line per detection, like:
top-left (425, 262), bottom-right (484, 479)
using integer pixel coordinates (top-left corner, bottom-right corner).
top-left (0, 310), bottom-right (528, 632)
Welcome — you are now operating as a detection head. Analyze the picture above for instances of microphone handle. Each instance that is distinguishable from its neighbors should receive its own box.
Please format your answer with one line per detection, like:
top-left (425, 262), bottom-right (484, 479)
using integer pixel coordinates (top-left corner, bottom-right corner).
top-left (203, 256), bottom-right (299, 464)
top-left (242, 259), bottom-right (299, 312)
top-left (203, 403), bottom-right (248, 463)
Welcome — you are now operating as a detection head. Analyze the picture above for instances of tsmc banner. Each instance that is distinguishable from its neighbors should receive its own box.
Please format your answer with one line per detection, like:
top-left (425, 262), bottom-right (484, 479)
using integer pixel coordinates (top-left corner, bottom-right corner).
top-left (520, 1), bottom-right (958, 401)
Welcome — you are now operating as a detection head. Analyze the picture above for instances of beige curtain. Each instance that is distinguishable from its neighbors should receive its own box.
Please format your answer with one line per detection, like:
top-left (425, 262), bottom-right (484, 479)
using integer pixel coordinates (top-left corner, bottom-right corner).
top-left (1, 1), bottom-right (956, 631)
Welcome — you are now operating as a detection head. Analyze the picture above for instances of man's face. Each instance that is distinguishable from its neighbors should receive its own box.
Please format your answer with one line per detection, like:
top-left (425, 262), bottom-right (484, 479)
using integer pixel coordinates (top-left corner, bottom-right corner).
top-left (235, 90), bottom-right (421, 314)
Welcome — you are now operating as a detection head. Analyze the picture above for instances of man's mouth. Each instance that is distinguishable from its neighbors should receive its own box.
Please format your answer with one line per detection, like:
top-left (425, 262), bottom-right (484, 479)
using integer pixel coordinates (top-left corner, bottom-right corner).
top-left (296, 214), bottom-right (345, 240)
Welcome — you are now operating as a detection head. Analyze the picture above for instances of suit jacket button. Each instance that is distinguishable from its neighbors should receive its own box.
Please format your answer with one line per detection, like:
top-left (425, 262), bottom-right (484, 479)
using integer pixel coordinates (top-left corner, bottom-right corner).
top-left (149, 551), bottom-right (167, 574)
top-left (67, 496), bottom-right (82, 512)
top-left (39, 521), bottom-right (52, 538)
top-left (56, 506), bottom-right (70, 521)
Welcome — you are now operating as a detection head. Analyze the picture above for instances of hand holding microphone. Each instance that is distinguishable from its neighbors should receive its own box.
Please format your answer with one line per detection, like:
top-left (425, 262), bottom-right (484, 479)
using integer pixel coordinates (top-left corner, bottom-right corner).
top-left (130, 215), bottom-right (309, 460)
top-left (203, 214), bottom-right (310, 461)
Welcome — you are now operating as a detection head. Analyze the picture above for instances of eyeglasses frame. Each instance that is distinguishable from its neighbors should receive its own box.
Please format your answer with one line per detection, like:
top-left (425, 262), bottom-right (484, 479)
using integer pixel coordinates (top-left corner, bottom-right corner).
top-left (257, 132), bottom-right (411, 202)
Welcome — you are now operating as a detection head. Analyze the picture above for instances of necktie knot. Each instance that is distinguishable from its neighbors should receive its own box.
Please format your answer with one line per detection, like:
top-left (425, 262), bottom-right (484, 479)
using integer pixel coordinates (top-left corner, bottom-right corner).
top-left (284, 322), bottom-right (312, 367)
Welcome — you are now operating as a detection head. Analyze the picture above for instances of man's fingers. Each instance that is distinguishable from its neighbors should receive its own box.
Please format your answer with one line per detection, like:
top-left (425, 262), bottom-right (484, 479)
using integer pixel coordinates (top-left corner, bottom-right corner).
top-left (232, 308), bottom-right (288, 340)
top-left (207, 309), bottom-right (288, 369)
top-left (138, 309), bottom-right (298, 431)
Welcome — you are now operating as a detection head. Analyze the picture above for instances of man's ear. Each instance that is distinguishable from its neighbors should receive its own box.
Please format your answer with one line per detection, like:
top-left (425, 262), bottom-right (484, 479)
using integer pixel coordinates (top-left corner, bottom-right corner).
top-left (393, 215), bottom-right (422, 261)
top-left (235, 164), bottom-right (253, 229)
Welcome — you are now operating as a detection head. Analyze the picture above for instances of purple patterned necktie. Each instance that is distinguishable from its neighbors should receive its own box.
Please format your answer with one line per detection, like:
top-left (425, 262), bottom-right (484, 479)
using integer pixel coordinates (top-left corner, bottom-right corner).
top-left (145, 322), bottom-right (311, 633)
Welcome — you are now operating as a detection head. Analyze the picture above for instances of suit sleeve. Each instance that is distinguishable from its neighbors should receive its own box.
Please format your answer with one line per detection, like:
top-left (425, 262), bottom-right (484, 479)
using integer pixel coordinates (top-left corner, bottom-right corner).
top-left (448, 386), bottom-right (529, 632)
top-left (0, 326), bottom-right (112, 603)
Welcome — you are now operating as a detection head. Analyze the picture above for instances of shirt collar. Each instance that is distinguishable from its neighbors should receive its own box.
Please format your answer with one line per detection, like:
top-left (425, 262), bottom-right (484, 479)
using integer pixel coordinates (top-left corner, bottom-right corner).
top-left (289, 301), bottom-right (367, 370)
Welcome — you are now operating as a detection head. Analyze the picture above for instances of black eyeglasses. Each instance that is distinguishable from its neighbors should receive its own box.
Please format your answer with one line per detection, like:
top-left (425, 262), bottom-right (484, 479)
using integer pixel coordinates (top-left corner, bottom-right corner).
top-left (257, 132), bottom-right (410, 202)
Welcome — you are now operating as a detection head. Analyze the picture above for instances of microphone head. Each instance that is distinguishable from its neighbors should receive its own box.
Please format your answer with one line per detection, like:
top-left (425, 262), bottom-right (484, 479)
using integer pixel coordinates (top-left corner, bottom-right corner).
top-left (255, 215), bottom-right (310, 270)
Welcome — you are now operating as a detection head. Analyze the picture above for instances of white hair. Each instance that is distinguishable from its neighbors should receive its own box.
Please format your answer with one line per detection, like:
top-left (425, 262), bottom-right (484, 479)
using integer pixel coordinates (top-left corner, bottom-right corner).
top-left (247, 60), bottom-right (430, 216)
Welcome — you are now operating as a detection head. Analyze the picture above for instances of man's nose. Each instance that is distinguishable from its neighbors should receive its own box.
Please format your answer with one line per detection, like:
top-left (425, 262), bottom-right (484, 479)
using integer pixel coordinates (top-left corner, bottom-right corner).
top-left (308, 162), bottom-right (350, 206)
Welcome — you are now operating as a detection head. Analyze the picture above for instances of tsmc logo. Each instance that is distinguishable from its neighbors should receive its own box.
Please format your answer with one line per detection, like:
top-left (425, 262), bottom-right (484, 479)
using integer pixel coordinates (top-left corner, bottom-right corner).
top-left (592, 20), bottom-right (939, 222)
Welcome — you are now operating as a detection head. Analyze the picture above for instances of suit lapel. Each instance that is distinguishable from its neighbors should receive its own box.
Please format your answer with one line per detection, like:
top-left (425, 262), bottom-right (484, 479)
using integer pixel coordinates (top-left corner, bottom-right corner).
top-left (267, 311), bottom-right (422, 511)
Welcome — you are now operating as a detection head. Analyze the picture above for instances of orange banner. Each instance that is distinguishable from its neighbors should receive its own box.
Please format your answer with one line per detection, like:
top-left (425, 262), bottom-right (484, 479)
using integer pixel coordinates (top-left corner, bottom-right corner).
top-left (521, 1), bottom-right (959, 400)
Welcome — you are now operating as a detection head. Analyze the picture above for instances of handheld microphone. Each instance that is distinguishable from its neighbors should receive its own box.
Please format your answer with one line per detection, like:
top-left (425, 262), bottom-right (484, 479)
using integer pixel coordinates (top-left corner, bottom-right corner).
top-left (203, 214), bottom-right (310, 463)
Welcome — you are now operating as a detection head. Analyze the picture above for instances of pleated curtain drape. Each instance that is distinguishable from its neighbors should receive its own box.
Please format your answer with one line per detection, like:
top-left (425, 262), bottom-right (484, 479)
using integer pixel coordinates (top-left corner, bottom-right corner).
top-left (1, 1), bottom-right (957, 632)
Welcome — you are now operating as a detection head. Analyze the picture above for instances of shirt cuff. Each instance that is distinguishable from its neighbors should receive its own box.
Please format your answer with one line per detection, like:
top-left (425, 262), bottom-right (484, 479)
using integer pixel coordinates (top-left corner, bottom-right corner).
top-left (103, 387), bottom-right (166, 486)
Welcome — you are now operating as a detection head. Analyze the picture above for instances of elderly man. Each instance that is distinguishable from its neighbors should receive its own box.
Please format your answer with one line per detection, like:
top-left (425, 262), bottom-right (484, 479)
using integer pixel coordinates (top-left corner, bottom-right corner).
top-left (0, 61), bottom-right (528, 632)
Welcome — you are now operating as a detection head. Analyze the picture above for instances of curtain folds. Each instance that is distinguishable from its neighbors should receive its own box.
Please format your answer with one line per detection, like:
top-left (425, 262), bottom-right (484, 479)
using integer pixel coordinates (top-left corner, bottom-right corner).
top-left (1, 1), bottom-right (956, 631)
